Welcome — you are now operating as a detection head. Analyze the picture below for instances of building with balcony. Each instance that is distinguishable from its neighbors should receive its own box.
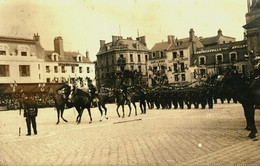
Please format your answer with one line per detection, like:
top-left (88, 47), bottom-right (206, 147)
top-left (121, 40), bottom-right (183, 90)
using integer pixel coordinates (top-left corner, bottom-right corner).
top-left (44, 36), bottom-right (95, 86)
top-left (96, 36), bottom-right (150, 88)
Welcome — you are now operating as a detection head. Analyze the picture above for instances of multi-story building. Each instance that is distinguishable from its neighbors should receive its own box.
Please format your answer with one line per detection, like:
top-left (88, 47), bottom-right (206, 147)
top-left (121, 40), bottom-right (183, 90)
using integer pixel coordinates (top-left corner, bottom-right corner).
top-left (191, 40), bottom-right (248, 77)
top-left (148, 29), bottom-right (238, 86)
top-left (44, 36), bottom-right (95, 87)
top-left (0, 34), bottom-right (45, 86)
top-left (244, 0), bottom-right (260, 71)
top-left (96, 36), bottom-right (150, 88)
top-left (0, 34), bottom-right (95, 94)
top-left (148, 29), bottom-right (204, 86)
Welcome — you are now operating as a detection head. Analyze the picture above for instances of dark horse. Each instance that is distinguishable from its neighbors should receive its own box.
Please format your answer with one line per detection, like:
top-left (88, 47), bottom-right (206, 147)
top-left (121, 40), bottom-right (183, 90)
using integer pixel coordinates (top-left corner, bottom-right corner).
top-left (114, 88), bottom-right (132, 118)
top-left (96, 87), bottom-right (114, 121)
top-left (48, 85), bottom-right (69, 124)
top-left (128, 86), bottom-right (147, 115)
top-left (67, 88), bottom-right (93, 124)
top-left (220, 71), bottom-right (260, 138)
top-left (48, 85), bottom-right (92, 124)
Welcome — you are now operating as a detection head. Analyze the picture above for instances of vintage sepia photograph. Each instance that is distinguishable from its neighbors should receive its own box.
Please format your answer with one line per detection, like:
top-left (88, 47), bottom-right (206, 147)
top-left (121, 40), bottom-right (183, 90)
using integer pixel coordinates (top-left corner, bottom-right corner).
top-left (0, 0), bottom-right (259, 165)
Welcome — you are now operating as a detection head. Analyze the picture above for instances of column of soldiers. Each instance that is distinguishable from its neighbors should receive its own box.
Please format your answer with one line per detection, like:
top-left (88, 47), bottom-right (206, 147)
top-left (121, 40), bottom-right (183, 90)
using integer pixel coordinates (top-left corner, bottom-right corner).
top-left (145, 80), bottom-right (236, 110)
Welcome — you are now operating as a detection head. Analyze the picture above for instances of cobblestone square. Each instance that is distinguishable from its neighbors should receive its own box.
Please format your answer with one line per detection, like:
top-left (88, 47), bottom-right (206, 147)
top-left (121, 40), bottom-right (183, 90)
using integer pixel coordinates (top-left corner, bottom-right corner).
top-left (0, 102), bottom-right (260, 165)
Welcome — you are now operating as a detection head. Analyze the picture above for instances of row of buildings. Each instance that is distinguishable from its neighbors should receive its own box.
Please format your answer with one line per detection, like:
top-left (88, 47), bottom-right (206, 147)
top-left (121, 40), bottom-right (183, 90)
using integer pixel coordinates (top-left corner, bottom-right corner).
top-left (0, 34), bottom-right (95, 93)
top-left (1, 0), bottom-right (259, 91)
top-left (95, 0), bottom-right (260, 88)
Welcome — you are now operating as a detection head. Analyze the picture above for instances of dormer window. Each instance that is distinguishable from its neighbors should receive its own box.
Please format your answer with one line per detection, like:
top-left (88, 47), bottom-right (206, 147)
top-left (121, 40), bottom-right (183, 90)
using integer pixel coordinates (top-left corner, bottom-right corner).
top-left (135, 43), bottom-right (139, 49)
top-left (52, 53), bottom-right (59, 61)
top-left (0, 51), bottom-right (6, 55)
top-left (160, 51), bottom-right (164, 58)
top-left (78, 56), bottom-right (82, 62)
top-left (17, 45), bottom-right (30, 56)
top-left (216, 54), bottom-right (223, 64)
top-left (229, 52), bottom-right (237, 63)
top-left (0, 44), bottom-right (9, 56)
top-left (199, 56), bottom-right (206, 65)
top-left (21, 51), bottom-right (27, 56)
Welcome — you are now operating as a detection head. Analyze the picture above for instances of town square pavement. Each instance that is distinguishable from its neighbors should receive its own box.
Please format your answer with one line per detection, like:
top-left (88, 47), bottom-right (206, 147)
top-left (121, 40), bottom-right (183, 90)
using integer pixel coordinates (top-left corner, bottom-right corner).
top-left (0, 102), bottom-right (260, 165)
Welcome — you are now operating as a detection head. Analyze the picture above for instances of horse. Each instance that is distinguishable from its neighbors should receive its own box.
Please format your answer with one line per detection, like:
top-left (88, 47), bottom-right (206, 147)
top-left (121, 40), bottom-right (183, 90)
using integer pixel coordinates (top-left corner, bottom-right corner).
top-left (47, 85), bottom-right (69, 124)
top-left (67, 88), bottom-right (93, 124)
top-left (128, 86), bottom-right (147, 114)
top-left (220, 70), bottom-right (260, 138)
top-left (113, 88), bottom-right (132, 118)
top-left (96, 87), bottom-right (114, 121)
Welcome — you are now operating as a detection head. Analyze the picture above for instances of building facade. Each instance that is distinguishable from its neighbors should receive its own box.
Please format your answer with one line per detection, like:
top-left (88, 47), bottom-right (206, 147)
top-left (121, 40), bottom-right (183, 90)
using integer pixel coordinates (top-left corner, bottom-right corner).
top-left (148, 29), bottom-right (204, 86)
top-left (0, 34), bottom-right (95, 92)
top-left (0, 34), bottom-right (45, 84)
top-left (244, 0), bottom-right (260, 71)
top-left (148, 29), bottom-right (238, 86)
top-left (96, 36), bottom-right (150, 88)
top-left (191, 40), bottom-right (249, 77)
top-left (44, 36), bottom-right (95, 87)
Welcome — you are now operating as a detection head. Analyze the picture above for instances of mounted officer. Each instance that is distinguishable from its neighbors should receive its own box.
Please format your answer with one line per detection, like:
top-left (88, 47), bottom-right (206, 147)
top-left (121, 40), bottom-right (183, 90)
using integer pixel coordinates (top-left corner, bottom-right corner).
top-left (23, 94), bottom-right (38, 136)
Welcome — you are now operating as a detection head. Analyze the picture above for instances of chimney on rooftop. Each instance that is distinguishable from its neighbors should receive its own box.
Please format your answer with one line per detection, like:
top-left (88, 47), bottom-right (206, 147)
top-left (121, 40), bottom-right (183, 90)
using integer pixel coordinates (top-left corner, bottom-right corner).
top-left (136, 36), bottom-right (146, 46)
top-left (168, 35), bottom-right (175, 44)
top-left (54, 36), bottom-right (64, 56)
top-left (86, 51), bottom-right (89, 60)
top-left (112, 36), bottom-right (120, 44)
top-left (189, 28), bottom-right (195, 42)
top-left (100, 40), bottom-right (105, 50)
top-left (33, 33), bottom-right (40, 43)
top-left (218, 29), bottom-right (223, 36)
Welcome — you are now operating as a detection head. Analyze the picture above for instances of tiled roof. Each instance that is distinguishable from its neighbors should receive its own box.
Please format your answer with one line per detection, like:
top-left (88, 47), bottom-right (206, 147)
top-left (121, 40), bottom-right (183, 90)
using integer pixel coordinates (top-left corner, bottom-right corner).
top-left (200, 36), bottom-right (219, 46)
top-left (44, 50), bottom-right (92, 63)
top-left (151, 42), bottom-right (170, 52)
top-left (151, 37), bottom-right (192, 52)
top-left (97, 38), bottom-right (149, 55)
top-left (168, 37), bottom-right (192, 50)
top-left (0, 36), bottom-right (35, 44)
top-left (0, 36), bottom-right (44, 59)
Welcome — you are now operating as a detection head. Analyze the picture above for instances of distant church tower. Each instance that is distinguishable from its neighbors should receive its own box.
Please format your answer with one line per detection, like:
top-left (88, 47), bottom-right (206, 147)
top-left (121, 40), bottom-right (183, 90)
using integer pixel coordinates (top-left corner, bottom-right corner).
top-left (244, 0), bottom-right (260, 71)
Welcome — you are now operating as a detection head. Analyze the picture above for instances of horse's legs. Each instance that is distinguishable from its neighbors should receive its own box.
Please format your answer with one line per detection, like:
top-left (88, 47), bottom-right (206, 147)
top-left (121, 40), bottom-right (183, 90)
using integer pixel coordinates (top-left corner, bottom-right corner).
top-left (248, 104), bottom-right (257, 139)
top-left (98, 102), bottom-right (103, 122)
top-left (61, 105), bottom-right (68, 123)
top-left (87, 107), bottom-right (92, 123)
top-left (76, 106), bottom-right (81, 124)
top-left (56, 108), bottom-right (60, 125)
top-left (242, 103), bottom-right (251, 131)
top-left (127, 103), bottom-right (131, 117)
top-left (139, 102), bottom-right (144, 114)
top-left (122, 104), bottom-right (125, 118)
top-left (132, 102), bottom-right (137, 116)
top-left (116, 104), bottom-right (121, 118)
top-left (102, 104), bottom-right (108, 119)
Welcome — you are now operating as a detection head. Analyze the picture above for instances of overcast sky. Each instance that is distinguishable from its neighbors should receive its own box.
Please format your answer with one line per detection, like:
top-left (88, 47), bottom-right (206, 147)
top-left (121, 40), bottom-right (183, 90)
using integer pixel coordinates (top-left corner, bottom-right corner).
top-left (0, 0), bottom-right (247, 61)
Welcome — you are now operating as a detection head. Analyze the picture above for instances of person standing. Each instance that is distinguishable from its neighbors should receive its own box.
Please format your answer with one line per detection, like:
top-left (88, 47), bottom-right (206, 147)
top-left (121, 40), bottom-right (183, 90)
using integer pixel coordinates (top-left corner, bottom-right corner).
top-left (23, 95), bottom-right (38, 136)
